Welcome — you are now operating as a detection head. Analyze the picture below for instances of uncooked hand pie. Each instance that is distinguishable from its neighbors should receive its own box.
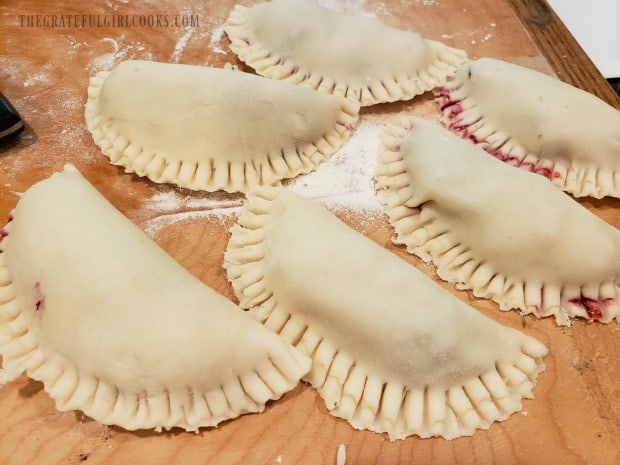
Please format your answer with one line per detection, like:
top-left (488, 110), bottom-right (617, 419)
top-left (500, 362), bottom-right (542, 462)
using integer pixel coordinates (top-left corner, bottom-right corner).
top-left (375, 116), bottom-right (620, 325)
top-left (224, 186), bottom-right (547, 440)
top-left (85, 60), bottom-right (359, 193)
top-left (0, 165), bottom-right (311, 431)
top-left (225, 0), bottom-right (467, 106)
top-left (435, 58), bottom-right (620, 199)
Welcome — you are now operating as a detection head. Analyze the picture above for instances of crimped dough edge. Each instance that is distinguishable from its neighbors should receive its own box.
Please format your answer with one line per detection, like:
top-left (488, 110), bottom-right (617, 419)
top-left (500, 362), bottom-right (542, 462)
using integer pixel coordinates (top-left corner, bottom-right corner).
top-left (375, 116), bottom-right (620, 326)
top-left (84, 70), bottom-right (360, 193)
top-left (224, 4), bottom-right (468, 107)
top-left (0, 203), bottom-right (310, 432)
top-left (223, 186), bottom-right (547, 440)
top-left (434, 79), bottom-right (620, 200)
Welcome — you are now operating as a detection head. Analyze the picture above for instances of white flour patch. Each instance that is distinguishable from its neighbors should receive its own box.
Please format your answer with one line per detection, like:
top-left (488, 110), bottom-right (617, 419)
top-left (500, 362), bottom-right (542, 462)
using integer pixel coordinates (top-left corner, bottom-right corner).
top-left (145, 188), bottom-right (245, 212)
top-left (317, 0), bottom-right (377, 17)
top-left (209, 25), bottom-right (227, 55)
top-left (373, 2), bottom-right (392, 16)
top-left (23, 71), bottom-right (50, 88)
top-left (140, 189), bottom-right (244, 235)
top-left (141, 208), bottom-right (240, 237)
top-left (336, 444), bottom-right (347, 465)
top-left (89, 37), bottom-right (120, 71)
top-left (139, 120), bottom-right (383, 235)
top-left (171, 27), bottom-right (195, 62)
top-left (88, 36), bottom-right (151, 73)
top-left (285, 121), bottom-right (382, 212)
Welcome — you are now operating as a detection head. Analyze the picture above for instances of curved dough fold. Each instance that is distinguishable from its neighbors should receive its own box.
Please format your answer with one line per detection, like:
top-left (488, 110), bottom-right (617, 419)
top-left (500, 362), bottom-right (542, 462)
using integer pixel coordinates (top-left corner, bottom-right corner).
top-left (375, 116), bottom-right (620, 326)
top-left (224, 0), bottom-right (467, 106)
top-left (224, 186), bottom-right (547, 440)
top-left (435, 58), bottom-right (620, 199)
top-left (85, 60), bottom-right (359, 193)
top-left (0, 165), bottom-right (311, 431)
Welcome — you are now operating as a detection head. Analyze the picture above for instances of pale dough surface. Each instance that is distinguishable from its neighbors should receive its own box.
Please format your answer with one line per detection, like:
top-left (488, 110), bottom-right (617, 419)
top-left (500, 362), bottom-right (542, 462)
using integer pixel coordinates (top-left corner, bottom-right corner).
top-left (375, 116), bottom-right (620, 325)
top-left (224, 186), bottom-right (547, 440)
top-left (225, 0), bottom-right (467, 106)
top-left (0, 165), bottom-right (311, 431)
top-left (85, 60), bottom-right (359, 192)
top-left (436, 58), bottom-right (620, 198)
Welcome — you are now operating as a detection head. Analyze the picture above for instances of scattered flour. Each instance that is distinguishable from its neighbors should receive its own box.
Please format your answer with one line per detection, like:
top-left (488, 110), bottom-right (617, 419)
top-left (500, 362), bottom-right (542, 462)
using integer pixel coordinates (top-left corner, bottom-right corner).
top-left (105, 0), bottom-right (129, 8)
top-left (336, 444), bottom-right (347, 465)
top-left (447, 26), bottom-right (496, 49)
top-left (88, 36), bottom-right (151, 73)
top-left (209, 25), bottom-right (227, 55)
top-left (140, 189), bottom-right (243, 235)
top-left (285, 121), bottom-right (382, 211)
top-left (317, 0), bottom-right (377, 17)
top-left (89, 37), bottom-right (120, 71)
top-left (23, 72), bottom-right (50, 88)
top-left (171, 27), bottom-right (195, 62)
top-left (140, 120), bottom-right (384, 235)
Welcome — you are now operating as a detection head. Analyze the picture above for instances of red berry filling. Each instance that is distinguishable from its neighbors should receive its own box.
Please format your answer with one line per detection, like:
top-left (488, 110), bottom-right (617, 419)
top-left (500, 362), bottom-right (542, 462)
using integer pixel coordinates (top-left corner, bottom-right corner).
top-left (568, 296), bottom-right (612, 321)
top-left (34, 282), bottom-right (45, 317)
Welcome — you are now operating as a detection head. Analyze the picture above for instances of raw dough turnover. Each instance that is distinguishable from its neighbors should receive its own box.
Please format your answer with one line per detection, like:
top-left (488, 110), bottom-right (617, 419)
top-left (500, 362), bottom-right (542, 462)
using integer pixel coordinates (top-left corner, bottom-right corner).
top-left (225, 0), bottom-right (467, 106)
top-left (85, 60), bottom-right (359, 193)
top-left (224, 186), bottom-right (547, 440)
top-left (435, 58), bottom-right (620, 199)
top-left (375, 116), bottom-right (620, 325)
top-left (0, 165), bottom-right (311, 431)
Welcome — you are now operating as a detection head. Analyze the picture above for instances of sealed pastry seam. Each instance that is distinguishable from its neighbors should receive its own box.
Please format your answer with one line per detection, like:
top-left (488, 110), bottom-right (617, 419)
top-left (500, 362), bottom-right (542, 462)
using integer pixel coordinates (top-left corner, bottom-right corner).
top-left (435, 58), bottom-right (620, 199)
top-left (224, 186), bottom-right (547, 440)
top-left (85, 60), bottom-right (359, 193)
top-left (0, 165), bottom-right (311, 431)
top-left (375, 116), bottom-right (620, 326)
top-left (224, 1), bottom-right (467, 106)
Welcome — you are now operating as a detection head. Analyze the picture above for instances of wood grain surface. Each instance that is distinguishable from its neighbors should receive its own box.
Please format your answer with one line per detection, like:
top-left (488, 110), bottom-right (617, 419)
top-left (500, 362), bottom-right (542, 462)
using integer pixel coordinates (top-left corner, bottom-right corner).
top-left (0, 1), bottom-right (618, 464)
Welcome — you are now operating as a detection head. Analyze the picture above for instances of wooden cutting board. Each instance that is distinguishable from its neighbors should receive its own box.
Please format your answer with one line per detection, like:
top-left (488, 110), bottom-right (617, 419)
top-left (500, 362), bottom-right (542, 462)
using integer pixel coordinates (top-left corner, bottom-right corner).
top-left (0, 1), bottom-right (618, 464)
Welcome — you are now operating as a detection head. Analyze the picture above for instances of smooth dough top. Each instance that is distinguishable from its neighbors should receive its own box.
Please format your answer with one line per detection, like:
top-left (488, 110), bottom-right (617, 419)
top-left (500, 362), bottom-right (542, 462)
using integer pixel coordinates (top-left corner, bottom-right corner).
top-left (2, 165), bottom-right (304, 393)
top-left (398, 117), bottom-right (620, 283)
top-left (253, 188), bottom-right (539, 387)
top-left (226, 0), bottom-right (467, 106)
top-left (95, 60), bottom-right (348, 163)
top-left (455, 58), bottom-right (620, 167)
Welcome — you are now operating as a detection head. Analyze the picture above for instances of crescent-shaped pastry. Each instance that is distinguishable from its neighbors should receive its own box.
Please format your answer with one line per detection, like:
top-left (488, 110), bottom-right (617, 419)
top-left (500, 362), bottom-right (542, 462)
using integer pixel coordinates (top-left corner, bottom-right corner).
top-left (224, 0), bottom-right (467, 106)
top-left (224, 186), bottom-right (547, 440)
top-left (0, 165), bottom-right (311, 431)
top-left (85, 59), bottom-right (359, 193)
top-left (435, 58), bottom-right (620, 199)
top-left (375, 116), bottom-right (620, 326)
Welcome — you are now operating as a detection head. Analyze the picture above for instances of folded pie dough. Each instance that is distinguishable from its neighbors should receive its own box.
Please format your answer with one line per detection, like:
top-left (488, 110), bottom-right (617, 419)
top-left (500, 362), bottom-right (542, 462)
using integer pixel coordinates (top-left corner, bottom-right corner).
top-left (435, 58), bottom-right (620, 199)
top-left (85, 60), bottom-right (359, 193)
top-left (224, 186), bottom-right (547, 440)
top-left (224, 0), bottom-right (467, 106)
top-left (375, 116), bottom-right (620, 326)
top-left (0, 165), bottom-right (311, 431)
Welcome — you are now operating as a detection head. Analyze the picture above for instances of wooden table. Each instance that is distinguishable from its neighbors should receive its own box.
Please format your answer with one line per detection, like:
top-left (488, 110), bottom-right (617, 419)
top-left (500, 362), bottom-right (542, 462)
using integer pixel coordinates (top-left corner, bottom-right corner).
top-left (0, 1), bottom-right (618, 464)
